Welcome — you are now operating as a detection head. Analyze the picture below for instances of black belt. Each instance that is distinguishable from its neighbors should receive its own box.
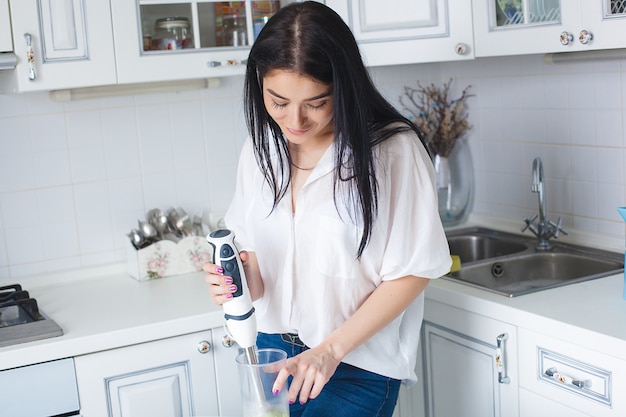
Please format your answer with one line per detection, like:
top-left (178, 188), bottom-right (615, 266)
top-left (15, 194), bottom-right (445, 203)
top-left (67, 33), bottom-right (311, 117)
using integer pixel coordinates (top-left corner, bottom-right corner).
top-left (280, 333), bottom-right (306, 347)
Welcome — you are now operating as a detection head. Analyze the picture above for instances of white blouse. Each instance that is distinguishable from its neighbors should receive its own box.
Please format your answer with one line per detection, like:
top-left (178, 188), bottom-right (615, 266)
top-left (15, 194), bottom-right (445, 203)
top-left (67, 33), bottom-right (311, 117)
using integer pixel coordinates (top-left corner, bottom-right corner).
top-left (224, 129), bottom-right (451, 384)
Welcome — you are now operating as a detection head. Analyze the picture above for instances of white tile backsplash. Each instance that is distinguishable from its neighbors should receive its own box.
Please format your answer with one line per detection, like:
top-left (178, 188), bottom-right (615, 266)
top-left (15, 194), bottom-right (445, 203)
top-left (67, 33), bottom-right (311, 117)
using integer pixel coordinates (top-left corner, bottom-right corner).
top-left (1, 56), bottom-right (626, 278)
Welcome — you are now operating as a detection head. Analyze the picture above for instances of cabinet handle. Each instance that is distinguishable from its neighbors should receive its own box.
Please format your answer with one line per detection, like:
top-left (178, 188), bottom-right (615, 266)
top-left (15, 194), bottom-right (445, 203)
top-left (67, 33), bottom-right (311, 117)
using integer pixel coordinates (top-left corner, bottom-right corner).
top-left (208, 59), bottom-right (248, 68)
top-left (496, 333), bottom-right (510, 384)
top-left (578, 30), bottom-right (593, 45)
top-left (197, 340), bottom-right (212, 354)
top-left (559, 31), bottom-right (574, 46)
top-left (24, 33), bottom-right (37, 81)
top-left (544, 367), bottom-right (591, 389)
top-left (455, 43), bottom-right (468, 55)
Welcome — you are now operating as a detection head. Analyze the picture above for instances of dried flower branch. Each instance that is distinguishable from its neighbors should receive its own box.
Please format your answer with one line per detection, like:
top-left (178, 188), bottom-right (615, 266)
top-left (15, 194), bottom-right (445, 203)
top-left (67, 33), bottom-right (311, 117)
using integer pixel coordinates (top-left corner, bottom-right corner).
top-left (400, 79), bottom-right (473, 157)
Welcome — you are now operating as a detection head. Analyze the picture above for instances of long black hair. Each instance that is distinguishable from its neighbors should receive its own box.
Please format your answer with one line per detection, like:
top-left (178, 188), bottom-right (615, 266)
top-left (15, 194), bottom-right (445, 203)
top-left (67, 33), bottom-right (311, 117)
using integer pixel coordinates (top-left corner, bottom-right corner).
top-left (243, 1), bottom-right (425, 258)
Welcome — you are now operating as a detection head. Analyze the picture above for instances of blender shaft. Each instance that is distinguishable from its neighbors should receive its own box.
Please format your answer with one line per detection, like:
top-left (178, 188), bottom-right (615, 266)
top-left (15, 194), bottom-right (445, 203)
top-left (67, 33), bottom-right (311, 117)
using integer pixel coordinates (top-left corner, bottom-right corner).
top-left (244, 346), bottom-right (267, 406)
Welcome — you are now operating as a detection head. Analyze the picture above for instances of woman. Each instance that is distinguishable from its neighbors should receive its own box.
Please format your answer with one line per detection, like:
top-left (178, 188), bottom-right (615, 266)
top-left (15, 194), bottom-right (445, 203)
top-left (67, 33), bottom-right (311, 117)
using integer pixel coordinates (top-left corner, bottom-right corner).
top-left (204, 2), bottom-right (451, 416)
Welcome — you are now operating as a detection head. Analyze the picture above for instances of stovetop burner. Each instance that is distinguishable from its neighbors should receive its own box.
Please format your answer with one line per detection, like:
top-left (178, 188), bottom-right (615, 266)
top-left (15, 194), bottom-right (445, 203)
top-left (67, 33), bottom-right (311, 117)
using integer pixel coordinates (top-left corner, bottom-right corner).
top-left (0, 284), bottom-right (63, 347)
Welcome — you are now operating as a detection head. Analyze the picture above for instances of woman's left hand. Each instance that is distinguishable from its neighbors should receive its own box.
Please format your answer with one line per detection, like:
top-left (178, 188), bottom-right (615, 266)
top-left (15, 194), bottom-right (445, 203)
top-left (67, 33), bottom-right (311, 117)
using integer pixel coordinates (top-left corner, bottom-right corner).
top-left (272, 276), bottom-right (430, 405)
top-left (272, 343), bottom-right (340, 405)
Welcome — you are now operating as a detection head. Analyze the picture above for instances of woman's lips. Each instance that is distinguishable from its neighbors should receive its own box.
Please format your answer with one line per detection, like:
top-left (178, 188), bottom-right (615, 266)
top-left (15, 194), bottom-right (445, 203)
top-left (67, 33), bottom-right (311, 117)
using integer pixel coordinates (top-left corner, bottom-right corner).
top-left (287, 127), bottom-right (309, 135)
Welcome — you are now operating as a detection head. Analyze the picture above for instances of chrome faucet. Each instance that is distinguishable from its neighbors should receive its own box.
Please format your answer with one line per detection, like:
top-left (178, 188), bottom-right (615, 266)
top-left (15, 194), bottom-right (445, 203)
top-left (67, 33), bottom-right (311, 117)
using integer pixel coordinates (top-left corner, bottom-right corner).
top-left (522, 157), bottom-right (567, 250)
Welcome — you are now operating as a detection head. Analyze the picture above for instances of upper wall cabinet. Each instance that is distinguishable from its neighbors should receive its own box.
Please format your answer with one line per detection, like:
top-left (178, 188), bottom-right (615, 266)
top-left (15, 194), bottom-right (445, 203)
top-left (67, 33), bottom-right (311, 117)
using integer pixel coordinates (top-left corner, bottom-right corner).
top-left (0, 0), bottom-right (12, 53)
top-left (110, 0), bottom-right (295, 84)
top-left (326, 0), bottom-right (475, 66)
top-left (0, 0), bottom-right (297, 92)
top-left (0, 0), bottom-right (117, 93)
top-left (473, 0), bottom-right (626, 57)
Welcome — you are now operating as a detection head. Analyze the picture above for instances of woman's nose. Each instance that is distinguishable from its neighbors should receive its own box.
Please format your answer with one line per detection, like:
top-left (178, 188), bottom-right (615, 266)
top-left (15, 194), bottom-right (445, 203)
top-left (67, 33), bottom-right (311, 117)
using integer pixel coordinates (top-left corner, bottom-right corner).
top-left (287, 106), bottom-right (306, 127)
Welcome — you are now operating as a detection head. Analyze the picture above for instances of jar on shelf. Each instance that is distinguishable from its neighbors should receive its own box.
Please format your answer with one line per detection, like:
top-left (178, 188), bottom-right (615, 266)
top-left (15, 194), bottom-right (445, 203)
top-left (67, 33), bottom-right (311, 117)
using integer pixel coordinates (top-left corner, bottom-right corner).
top-left (253, 15), bottom-right (272, 39)
top-left (222, 14), bottom-right (248, 47)
top-left (153, 17), bottom-right (193, 50)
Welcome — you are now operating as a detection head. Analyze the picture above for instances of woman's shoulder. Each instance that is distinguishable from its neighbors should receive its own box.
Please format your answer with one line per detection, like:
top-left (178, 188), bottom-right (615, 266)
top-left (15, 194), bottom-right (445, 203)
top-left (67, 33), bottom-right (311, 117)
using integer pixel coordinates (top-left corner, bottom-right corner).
top-left (376, 122), bottom-right (426, 156)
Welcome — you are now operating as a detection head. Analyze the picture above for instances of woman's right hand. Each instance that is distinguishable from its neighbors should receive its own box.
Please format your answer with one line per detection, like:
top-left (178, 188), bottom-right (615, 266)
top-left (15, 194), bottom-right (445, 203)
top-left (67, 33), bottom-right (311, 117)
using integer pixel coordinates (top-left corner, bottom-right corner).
top-left (203, 251), bottom-right (263, 305)
top-left (202, 260), bottom-right (237, 306)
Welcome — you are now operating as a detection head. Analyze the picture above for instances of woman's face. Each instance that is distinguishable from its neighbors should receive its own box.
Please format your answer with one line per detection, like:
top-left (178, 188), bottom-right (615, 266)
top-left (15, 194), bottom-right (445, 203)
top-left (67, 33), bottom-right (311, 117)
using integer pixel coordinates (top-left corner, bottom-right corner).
top-left (262, 70), bottom-right (334, 148)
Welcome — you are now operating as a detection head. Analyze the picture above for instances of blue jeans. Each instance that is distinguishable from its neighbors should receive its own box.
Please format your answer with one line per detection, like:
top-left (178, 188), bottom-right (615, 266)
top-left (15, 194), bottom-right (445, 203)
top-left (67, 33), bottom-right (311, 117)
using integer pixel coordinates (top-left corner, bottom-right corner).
top-left (256, 332), bottom-right (401, 417)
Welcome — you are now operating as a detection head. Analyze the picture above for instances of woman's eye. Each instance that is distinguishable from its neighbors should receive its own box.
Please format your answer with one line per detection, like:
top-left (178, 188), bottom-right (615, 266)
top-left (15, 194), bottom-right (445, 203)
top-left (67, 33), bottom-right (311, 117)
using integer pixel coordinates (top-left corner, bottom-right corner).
top-left (271, 101), bottom-right (287, 109)
top-left (308, 102), bottom-right (327, 110)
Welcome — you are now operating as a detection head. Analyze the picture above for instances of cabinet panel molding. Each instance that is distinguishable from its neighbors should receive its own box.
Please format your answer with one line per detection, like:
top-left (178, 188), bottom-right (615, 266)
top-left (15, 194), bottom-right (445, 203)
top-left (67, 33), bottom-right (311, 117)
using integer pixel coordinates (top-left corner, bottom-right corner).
top-left (74, 331), bottom-right (220, 417)
top-left (518, 327), bottom-right (626, 417)
top-left (421, 299), bottom-right (519, 417)
top-left (538, 347), bottom-right (612, 406)
top-left (106, 361), bottom-right (192, 417)
top-left (423, 322), bottom-right (502, 417)
top-left (348, 0), bottom-right (447, 42)
top-left (38, 0), bottom-right (88, 61)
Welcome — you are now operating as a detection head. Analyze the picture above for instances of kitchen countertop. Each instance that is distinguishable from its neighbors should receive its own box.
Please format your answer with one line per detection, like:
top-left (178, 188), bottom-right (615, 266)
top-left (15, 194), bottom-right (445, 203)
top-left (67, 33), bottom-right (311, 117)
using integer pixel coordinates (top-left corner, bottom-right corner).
top-left (0, 265), bottom-right (224, 371)
top-left (427, 273), bottom-right (626, 360)
top-left (2, 216), bottom-right (626, 371)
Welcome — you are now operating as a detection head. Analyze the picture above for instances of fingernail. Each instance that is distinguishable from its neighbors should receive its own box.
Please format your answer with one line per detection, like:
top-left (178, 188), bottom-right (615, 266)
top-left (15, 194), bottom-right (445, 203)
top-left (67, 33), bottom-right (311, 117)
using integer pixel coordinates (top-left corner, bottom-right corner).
top-left (216, 267), bottom-right (224, 274)
top-left (229, 285), bottom-right (237, 292)
top-left (289, 400), bottom-right (294, 405)
top-left (300, 401), bottom-right (306, 405)
top-left (226, 293), bottom-right (233, 299)
top-left (224, 277), bottom-right (233, 284)
top-left (273, 389), bottom-right (279, 396)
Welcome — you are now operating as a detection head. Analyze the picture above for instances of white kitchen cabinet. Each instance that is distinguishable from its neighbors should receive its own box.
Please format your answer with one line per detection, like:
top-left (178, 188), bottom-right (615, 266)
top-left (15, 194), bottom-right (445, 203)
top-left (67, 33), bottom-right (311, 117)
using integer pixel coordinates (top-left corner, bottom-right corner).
top-left (517, 327), bottom-right (626, 417)
top-left (519, 388), bottom-right (591, 417)
top-left (0, 0), bottom-right (117, 93)
top-left (420, 298), bottom-right (519, 417)
top-left (109, 0), bottom-right (296, 84)
top-left (326, 0), bottom-right (474, 66)
top-left (0, 0), bottom-right (12, 53)
top-left (473, 0), bottom-right (626, 57)
top-left (74, 328), bottom-right (242, 417)
top-left (393, 343), bottom-right (426, 417)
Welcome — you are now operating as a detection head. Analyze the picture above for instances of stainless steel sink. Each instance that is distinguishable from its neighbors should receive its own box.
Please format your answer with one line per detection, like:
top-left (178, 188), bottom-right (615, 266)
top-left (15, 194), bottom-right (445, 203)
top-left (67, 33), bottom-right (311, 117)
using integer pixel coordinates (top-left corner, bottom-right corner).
top-left (447, 229), bottom-right (529, 263)
top-left (444, 227), bottom-right (624, 297)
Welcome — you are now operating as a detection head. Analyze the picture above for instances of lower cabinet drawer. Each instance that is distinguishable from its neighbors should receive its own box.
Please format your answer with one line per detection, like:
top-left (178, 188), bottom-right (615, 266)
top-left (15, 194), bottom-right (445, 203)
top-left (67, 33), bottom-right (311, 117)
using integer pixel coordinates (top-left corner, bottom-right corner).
top-left (519, 388), bottom-right (590, 417)
top-left (518, 328), bottom-right (626, 417)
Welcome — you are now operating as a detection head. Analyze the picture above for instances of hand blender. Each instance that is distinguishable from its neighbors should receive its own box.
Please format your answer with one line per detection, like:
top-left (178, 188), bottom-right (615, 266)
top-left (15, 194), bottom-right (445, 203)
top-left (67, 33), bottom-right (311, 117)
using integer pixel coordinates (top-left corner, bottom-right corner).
top-left (206, 229), bottom-right (266, 406)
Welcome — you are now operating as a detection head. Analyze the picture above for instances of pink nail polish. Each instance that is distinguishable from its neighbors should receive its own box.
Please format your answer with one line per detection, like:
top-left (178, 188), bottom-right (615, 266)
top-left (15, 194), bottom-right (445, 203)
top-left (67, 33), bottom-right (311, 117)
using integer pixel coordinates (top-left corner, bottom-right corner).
top-left (226, 293), bottom-right (233, 299)
top-left (225, 277), bottom-right (233, 284)
top-left (289, 400), bottom-right (294, 405)
top-left (273, 389), bottom-right (279, 396)
top-left (229, 285), bottom-right (237, 292)
top-left (216, 267), bottom-right (224, 274)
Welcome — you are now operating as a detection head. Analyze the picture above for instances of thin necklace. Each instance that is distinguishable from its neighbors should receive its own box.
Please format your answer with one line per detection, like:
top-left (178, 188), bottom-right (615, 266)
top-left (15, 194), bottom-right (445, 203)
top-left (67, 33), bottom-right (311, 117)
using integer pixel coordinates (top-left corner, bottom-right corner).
top-left (291, 161), bottom-right (315, 171)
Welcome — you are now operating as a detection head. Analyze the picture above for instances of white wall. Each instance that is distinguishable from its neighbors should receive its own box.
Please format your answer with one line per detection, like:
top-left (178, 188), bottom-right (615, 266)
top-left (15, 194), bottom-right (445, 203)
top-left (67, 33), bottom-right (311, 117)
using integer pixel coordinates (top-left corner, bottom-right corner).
top-left (0, 76), bottom-right (248, 278)
top-left (1, 54), bottom-right (625, 279)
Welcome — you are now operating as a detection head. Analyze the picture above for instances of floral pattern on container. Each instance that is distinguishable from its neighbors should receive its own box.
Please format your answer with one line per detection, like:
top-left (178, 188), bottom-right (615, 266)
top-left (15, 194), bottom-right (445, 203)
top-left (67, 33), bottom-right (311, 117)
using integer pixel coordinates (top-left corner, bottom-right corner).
top-left (127, 236), bottom-right (214, 281)
top-left (187, 237), bottom-right (212, 271)
top-left (146, 243), bottom-right (171, 279)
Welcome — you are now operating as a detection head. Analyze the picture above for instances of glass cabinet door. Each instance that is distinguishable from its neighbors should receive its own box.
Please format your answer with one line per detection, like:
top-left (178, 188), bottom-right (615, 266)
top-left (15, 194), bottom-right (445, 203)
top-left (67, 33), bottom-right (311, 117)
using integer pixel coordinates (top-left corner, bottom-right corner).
top-left (577, 0), bottom-right (626, 52)
top-left (472, 0), bottom-right (574, 56)
top-left (111, 0), bottom-right (301, 84)
top-left (492, 0), bottom-right (561, 28)
top-left (137, 1), bottom-right (286, 53)
top-left (607, 0), bottom-right (626, 17)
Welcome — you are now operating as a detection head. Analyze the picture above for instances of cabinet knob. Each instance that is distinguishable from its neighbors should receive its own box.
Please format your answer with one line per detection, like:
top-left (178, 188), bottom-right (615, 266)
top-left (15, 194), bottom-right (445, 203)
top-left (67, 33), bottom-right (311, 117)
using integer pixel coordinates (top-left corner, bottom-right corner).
top-left (197, 340), bottom-right (212, 354)
top-left (559, 32), bottom-right (574, 46)
top-left (579, 30), bottom-right (593, 45)
top-left (207, 59), bottom-right (248, 68)
top-left (222, 334), bottom-right (235, 348)
top-left (455, 43), bottom-right (468, 55)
